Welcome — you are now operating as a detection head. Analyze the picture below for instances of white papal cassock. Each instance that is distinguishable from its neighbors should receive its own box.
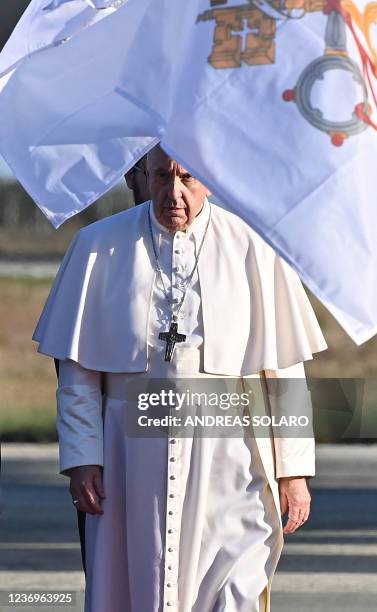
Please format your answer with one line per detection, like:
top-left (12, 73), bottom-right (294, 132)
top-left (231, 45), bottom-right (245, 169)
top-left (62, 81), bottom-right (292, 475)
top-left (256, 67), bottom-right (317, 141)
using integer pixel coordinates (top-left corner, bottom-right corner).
top-left (33, 199), bottom-right (328, 611)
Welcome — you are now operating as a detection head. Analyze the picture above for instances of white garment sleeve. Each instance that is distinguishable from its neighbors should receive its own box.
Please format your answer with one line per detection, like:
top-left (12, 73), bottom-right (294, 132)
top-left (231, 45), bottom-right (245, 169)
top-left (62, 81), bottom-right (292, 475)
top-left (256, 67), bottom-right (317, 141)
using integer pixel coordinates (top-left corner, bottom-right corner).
top-left (263, 362), bottom-right (315, 479)
top-left (56, 359), bottom-right (104, 476)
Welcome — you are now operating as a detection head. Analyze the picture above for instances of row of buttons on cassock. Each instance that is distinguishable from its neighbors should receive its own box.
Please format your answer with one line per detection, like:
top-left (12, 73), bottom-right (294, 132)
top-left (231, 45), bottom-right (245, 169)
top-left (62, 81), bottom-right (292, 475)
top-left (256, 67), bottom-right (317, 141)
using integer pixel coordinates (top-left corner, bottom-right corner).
top-left (165, 233), bottom-right (192, 607)
top-left (165, 437), bottom-right (180, 608)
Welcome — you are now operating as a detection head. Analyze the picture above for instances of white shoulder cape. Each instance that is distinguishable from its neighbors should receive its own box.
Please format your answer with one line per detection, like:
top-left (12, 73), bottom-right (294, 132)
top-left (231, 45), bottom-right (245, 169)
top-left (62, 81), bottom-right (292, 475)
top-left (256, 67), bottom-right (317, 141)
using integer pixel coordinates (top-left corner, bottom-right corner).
top-left (32, 203), bottom-right (327, 374)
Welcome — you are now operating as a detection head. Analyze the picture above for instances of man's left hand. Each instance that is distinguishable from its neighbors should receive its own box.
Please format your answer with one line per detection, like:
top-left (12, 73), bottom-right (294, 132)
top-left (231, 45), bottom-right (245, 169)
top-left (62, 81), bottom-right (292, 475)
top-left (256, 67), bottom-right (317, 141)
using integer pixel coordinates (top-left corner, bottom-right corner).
top-left (279, 476), bottom-right (311, 534)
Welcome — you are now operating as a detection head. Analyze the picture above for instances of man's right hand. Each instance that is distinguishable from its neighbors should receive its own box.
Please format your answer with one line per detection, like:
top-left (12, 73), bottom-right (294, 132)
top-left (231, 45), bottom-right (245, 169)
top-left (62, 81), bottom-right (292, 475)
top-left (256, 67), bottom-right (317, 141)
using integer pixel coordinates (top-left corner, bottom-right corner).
top-left (68, 465), bottom-right (106, 515)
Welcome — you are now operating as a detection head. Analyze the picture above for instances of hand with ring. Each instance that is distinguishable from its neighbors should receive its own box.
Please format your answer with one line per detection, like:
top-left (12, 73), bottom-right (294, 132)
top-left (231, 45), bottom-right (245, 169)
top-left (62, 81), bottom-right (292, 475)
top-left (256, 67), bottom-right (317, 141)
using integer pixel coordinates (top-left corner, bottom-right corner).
top-left (68, 465), bottom-right (106, 515)
top-left (278, 476), bottom-right (311, 534)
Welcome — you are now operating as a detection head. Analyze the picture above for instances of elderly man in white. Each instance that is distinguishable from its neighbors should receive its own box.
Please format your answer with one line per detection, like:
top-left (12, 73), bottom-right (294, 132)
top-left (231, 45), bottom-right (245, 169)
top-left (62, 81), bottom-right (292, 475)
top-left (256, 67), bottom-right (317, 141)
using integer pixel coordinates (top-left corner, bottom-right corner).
top-left (33, 146), bottom-right (327, 612)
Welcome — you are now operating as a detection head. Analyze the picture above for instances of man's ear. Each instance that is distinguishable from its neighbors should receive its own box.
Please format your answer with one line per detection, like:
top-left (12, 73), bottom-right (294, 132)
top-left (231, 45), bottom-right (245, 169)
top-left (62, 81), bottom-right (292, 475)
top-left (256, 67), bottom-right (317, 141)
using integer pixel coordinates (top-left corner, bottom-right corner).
top-left (124, 171), bottom-right (134, 190)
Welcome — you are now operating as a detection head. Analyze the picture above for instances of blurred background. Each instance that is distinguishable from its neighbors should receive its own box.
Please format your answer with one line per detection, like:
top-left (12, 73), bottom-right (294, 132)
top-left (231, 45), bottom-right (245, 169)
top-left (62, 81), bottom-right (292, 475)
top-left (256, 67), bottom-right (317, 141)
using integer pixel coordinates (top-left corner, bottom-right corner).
top-left (0, 4), bottom-right (377, 612)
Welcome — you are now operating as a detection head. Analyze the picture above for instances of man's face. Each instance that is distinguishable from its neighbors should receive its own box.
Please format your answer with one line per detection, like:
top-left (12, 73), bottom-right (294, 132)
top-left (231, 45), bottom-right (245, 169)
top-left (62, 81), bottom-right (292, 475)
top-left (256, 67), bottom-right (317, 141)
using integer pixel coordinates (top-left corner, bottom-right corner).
top-left (147, 147), bottom-right (211, 231)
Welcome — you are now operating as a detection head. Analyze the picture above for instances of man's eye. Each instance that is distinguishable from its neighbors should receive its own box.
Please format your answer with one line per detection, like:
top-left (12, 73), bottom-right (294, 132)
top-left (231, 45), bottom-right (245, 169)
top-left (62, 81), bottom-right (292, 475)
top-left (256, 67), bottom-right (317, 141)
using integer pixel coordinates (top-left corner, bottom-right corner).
top-left (156, 171), bottom-right (168, 180)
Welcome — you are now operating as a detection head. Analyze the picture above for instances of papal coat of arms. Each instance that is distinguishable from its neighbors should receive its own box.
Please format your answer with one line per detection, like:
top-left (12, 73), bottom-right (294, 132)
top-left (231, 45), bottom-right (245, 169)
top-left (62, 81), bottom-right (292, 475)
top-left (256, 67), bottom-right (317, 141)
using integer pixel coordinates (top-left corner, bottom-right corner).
top-left (197, 0), bottom-right (377, 145)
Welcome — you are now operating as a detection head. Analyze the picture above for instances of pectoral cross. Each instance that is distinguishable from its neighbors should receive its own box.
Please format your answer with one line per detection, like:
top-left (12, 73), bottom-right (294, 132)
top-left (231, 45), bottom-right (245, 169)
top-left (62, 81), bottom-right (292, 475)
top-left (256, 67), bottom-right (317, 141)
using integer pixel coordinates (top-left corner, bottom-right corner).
top-left (159, 322), bottom-right (186, 362)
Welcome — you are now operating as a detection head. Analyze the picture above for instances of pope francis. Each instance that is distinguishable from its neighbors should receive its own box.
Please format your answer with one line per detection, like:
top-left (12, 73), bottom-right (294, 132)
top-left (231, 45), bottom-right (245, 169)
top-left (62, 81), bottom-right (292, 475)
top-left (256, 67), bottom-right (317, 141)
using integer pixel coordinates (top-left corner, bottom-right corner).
top-left (33, 146), bottom-right (328, 612)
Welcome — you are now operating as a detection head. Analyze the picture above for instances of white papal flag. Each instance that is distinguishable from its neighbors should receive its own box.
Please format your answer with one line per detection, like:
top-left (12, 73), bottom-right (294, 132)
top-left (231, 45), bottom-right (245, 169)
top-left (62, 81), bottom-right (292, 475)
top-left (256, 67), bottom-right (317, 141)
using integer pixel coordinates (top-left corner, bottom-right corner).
top-left (0, 0), bottom-right (377, 345)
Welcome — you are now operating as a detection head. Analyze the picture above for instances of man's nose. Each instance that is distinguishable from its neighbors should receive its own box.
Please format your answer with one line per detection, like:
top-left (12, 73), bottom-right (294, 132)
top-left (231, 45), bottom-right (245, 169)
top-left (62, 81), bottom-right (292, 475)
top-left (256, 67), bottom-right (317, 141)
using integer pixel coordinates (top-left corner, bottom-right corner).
top-left (167, 176), bottom-right (183, 200)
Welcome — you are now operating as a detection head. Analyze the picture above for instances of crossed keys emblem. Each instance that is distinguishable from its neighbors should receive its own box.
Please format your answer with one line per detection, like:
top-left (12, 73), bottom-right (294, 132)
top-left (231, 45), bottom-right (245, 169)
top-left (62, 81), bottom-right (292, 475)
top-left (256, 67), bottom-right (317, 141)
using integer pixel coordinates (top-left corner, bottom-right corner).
top-left (198, 0), bottom-right (377, 145)
top-left (282, 4), bottom-right (372, 146)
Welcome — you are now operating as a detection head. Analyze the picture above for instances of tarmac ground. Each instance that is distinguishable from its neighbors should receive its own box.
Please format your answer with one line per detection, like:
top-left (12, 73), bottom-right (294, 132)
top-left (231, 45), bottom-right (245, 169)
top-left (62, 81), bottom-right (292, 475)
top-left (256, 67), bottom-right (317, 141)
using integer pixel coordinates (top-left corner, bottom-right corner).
top-left (1, 443), bottom-right (376, 612)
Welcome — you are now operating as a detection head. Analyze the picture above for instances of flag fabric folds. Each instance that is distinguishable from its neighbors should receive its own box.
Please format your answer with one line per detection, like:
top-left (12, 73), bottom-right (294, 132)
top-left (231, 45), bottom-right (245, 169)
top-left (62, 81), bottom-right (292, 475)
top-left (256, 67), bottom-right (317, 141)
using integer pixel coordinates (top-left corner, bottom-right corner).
top-left (0, 0), bottom-right (376, 345)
